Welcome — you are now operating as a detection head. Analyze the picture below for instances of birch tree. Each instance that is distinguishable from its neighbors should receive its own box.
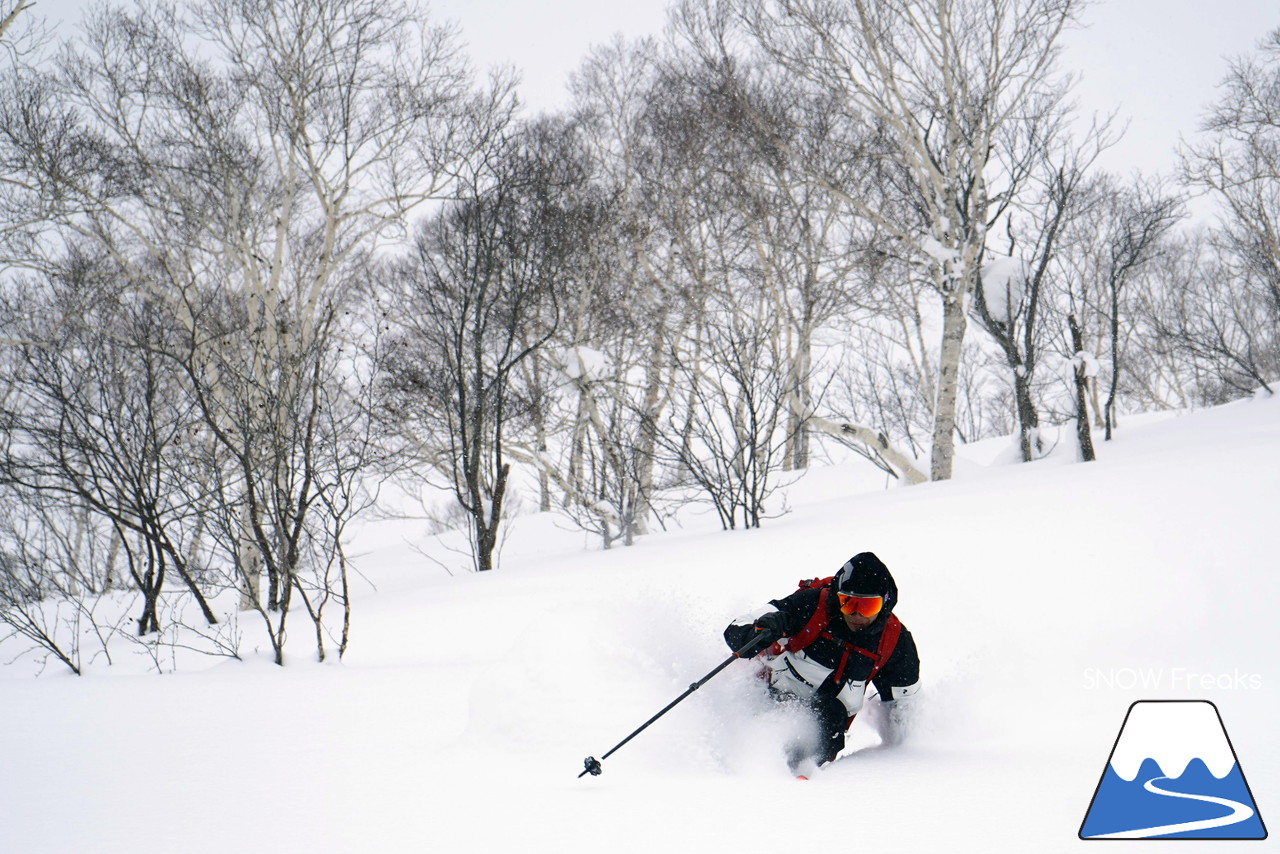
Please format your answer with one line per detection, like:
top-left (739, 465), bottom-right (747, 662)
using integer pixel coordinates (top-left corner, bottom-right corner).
top-left (657, 282), bottom-right (799, 529)
top-left (1148, 231), bottom-right (1279, 399)
top-left (1052, 175), bottom-right (1182, 448)
top-left (0, 0), bottom-right (43, 268)
top-left (0, 0), bottom-right (36, 65)
top-left (526, 40), bottom-right (669, 546)
top-left (706, 65), bottom-right (880, 472)
top-left (0, 0), bottom-right (500, 662)
top-left (970, 120), bottom-right (1116, 462)
top-left (560, 38), bottom-right (683, 542)
top-left (0, 254), bottom-right (218, 635)
top-left (701, 0), bottom-right (1082, 479)
top-left (1180, 26), bottom-right (1280, 397)
top-left (0, 0), bottom-right (31, 41)
top-left (379, 121), bottom-right (574, 572)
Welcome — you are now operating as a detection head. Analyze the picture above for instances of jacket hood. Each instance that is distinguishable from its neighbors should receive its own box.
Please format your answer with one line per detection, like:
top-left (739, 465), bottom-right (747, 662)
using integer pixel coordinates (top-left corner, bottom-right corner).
top-left (831, 552), bottom-right (898, 623)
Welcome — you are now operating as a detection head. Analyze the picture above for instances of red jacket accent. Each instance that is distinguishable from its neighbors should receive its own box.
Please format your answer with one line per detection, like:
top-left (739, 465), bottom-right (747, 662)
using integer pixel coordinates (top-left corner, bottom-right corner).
top-left (767, 576), bottom-right (903, 686)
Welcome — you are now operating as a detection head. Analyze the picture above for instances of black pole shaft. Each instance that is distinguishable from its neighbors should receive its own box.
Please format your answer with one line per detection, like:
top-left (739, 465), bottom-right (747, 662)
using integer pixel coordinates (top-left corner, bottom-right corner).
top-left (578, 638), bottom-right (760, 777)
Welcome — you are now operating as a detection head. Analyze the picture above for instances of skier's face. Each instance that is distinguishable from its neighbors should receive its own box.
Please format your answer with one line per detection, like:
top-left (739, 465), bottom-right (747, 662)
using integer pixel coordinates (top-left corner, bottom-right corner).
top-left (841, 611), bottom-right (876, 631)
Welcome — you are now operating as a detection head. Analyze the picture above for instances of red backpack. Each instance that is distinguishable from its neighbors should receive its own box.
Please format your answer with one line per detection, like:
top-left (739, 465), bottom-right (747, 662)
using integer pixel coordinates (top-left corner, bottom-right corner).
top-left (767, 576), bottom-right (902, 685)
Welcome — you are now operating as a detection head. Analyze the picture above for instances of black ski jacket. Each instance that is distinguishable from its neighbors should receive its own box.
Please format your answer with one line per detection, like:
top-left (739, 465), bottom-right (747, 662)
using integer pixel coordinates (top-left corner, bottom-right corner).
top-left (723, 584), bottom-right (918, 694)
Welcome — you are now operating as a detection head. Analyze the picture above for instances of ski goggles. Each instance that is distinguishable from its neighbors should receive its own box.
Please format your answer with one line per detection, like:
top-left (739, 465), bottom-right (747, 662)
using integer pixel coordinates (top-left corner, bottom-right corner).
top-left (836, 592), bottom-right (884, 618)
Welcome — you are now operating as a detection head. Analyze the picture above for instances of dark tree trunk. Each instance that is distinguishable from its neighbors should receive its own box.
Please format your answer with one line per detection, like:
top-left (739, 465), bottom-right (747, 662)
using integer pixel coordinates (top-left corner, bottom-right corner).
top-left (475, 463), bottom-right (509, 572)
top-left (1069, 314), bottom-right (1097, 462)
top-left (267, 557), bottom-right (280, 611)
top-left (170, 558), bottom-right (218, 625)
top-left (1104, 286), bottom-right (1122, 440)
top-left (1013, 367), bottom-right (1042, 463)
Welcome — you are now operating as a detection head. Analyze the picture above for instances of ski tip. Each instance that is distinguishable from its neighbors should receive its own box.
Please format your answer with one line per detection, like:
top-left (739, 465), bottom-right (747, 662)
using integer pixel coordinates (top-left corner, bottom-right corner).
top-left (794, 775), bottom-right (809, 781)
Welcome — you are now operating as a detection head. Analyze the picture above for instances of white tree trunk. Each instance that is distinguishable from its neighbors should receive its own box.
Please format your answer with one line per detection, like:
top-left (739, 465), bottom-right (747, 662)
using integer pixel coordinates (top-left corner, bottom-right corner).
top-left (931, 293), bottom-right (968, 481)
top-left (805, 414), bottom-right (928, 485)
top-left (633, 321), bottom-right (668, 536)
top-left (0, 1), bottom-right (33, 42)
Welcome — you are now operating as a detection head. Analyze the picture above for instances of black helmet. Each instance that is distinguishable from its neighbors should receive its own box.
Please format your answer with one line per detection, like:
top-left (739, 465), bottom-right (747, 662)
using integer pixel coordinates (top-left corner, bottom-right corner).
top-left (833, 552), bottom-right (897, 615)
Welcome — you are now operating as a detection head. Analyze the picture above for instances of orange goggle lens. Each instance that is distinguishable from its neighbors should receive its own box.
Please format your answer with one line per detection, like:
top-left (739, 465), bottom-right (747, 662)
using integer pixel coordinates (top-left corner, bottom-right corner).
top-left (837, 592), bottom-right (884, 618)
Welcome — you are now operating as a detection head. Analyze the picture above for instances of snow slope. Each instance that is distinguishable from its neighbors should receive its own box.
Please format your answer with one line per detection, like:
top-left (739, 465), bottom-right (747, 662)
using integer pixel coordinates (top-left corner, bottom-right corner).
top-left (3, 396), bottom-right (1278, 853)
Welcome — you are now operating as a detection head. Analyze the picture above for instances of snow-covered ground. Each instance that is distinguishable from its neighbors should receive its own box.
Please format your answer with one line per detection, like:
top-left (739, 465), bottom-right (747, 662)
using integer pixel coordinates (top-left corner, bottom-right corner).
top-left (3, 397), bottom-right (1277, 853)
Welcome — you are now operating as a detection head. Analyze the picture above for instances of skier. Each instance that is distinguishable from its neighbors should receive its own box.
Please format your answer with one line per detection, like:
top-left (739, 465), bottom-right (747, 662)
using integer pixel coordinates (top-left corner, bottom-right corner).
top-left (724, 552), bottom-right (920, 775)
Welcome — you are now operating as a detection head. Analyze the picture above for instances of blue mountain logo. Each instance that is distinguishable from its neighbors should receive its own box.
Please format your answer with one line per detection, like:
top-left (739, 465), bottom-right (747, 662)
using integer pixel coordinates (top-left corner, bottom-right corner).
top-left (1080, 700), bottom-right (1267, 839)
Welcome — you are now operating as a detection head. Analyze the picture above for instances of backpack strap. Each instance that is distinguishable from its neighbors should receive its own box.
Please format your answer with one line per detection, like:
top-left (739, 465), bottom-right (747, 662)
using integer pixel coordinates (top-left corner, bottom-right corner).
top-left (769, 583), bottom-right (903, 685)
top-left (768, 586), bottom-right (833, 657)
top-left (832, 614), bottom-right (902, 684)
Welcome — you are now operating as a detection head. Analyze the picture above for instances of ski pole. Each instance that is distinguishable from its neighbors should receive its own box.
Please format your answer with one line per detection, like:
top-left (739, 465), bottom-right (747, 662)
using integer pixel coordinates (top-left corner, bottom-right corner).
top-left (579, 636), bottom-right (766, 778)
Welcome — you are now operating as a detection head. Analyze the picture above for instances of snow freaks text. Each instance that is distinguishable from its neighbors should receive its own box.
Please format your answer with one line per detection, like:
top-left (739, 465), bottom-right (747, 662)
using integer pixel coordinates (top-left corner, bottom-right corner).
top-left (1082, 668), bottom-right (1264, 692)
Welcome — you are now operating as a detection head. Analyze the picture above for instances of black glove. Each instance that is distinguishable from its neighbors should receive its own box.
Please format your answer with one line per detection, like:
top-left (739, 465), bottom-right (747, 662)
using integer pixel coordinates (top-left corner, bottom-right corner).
top-left (736, 610), bottom-right (787, 658)
top-left (754, 610), bottom-right (787, 640)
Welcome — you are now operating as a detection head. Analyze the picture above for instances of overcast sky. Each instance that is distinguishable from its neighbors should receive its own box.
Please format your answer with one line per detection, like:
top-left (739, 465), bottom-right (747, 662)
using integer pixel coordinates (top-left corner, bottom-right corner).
top-left (37, 0), bottom-right (1280, 175)
top-left (432, 0), bottom-right (1280, 177)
